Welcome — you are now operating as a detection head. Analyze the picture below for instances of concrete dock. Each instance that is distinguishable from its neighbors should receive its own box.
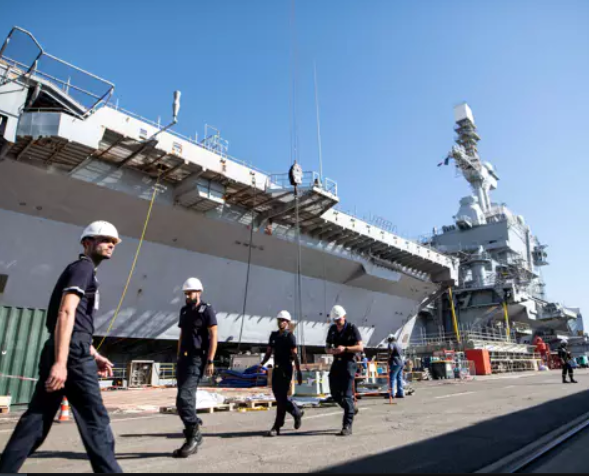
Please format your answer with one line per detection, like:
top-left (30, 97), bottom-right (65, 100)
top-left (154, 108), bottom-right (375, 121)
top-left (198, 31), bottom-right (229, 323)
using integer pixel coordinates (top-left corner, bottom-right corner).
top-left (2, 371), bottom-right (589, 473)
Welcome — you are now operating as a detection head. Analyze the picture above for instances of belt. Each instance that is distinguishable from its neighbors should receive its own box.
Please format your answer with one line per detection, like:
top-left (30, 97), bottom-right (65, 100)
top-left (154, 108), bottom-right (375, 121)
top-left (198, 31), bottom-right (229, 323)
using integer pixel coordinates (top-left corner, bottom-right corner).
top-left (180, 350), bottom-right (205, 358)
top-left (274, 363), bottom-right (293, 369)
top-left (49, 331), bottom-right (93, 345)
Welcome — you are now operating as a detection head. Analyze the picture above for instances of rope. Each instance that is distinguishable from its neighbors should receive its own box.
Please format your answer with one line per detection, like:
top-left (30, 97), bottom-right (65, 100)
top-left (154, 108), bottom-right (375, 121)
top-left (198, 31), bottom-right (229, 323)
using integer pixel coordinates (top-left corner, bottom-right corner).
top-left (237, 176), bottom-right (260, 352)
top-left (0, 373), bottom-right (38, 382)
top-left (295, 187), bottom-right (307, 364)
top-left (448, 287), bottom-right (462, 344)
top-left (96, 175), bottom-right (161, 351)
top-left (237, 204), bottom-right (256, 353)
top-left (290, 0), bottom-right (300, 166)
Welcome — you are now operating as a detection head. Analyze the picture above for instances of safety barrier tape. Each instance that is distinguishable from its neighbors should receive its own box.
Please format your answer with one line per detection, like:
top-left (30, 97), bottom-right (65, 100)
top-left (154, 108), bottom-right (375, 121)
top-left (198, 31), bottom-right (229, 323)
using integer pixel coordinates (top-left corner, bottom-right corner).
top-left (0, 373), bottom-right (38, 382)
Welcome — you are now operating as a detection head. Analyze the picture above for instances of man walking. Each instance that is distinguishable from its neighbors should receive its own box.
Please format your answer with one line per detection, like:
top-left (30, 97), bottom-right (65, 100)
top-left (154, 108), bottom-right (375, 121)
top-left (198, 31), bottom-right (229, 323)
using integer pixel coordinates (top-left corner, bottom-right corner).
top-left (559, 340), bottom-right (578, 384)
top-left (173, 277), bottom-right (218, 458)
top-left (260, 311), bottom-right (304, 437)
top-left (0, 221), bottom-right (123, 474)
top-left (387, 335), bottom-right (405, 400)
top-left (326, 305), bottom-right (364, 437)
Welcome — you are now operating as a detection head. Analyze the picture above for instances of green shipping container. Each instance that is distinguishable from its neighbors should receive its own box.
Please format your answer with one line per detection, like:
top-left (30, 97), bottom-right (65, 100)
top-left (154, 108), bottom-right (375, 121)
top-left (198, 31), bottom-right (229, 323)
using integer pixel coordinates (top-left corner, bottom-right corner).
top-left (0, 307), bottom-right (49, 405)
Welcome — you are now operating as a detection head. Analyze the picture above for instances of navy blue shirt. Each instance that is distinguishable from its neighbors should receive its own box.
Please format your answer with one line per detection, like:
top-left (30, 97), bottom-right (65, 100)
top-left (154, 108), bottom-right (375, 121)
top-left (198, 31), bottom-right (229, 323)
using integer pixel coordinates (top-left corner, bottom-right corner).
top-left (178, 301), bottom-right (218, 355)
top-left (558, 347), bottom-right (572, 363)
top-left (388, 342), bottom-right (405, 367)
top-left (46, 255), bottom-right (98, 336)
top-left (326, 323), bottom-right (362, 362)
top-left (269, 330), bottom-right (297, 367)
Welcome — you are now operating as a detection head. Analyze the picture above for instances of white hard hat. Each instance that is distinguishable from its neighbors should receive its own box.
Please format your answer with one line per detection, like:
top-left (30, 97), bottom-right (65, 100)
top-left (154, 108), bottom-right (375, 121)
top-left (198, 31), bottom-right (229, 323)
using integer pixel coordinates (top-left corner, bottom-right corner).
top-left (81, 221), bottom-right (121, 244)
top-left (183, 278), bottom-right (204, 292)
top-left (330, 305), bottom-right (347, 321)
top-left (277, 310), bottom-right (292, 322)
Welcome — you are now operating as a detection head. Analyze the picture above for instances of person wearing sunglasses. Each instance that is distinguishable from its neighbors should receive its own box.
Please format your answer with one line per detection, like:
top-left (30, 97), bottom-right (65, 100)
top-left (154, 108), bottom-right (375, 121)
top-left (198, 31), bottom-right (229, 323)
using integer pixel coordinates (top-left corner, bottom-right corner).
top-left (0, 221), bottom-right (123, 473)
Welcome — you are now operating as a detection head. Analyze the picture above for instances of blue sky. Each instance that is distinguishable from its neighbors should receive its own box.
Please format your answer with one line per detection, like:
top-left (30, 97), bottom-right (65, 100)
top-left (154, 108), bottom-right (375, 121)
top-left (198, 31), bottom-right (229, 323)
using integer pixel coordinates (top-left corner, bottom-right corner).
top-left (2, 1), bottom-right (588, 323)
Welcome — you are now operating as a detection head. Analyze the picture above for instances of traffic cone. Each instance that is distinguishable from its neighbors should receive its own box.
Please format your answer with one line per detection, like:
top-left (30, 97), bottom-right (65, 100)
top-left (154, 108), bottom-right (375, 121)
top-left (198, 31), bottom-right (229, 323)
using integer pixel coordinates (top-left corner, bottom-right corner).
top-left (57, 397), bottom-right (70, 423)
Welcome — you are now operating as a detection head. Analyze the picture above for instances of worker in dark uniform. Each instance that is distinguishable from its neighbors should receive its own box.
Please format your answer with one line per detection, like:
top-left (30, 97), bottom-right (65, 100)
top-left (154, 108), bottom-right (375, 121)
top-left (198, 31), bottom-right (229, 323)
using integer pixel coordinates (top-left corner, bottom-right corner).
top-left (173, 277), bottom-right (218, 459)
top-left (260, 311), bottom-right (304, 437)
top-left (559, 340), bottom-right (578, 384)
top-left (326, 305), bottom-right (364, 437)
top-left (0, 221), bottom-right (123, 474)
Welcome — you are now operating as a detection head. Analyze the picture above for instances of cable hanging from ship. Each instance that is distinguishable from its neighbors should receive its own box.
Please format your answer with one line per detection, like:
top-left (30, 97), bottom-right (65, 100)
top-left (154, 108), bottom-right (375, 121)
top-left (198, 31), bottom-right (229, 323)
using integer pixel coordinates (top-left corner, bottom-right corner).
top-left (96, 92), bottom-right (181, 351)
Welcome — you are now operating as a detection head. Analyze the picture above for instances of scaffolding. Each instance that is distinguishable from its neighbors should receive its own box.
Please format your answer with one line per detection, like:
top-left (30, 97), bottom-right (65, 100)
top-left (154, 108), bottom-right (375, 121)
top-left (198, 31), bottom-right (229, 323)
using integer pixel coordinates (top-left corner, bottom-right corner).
top-left (409, 325), bottom-right (541, 375)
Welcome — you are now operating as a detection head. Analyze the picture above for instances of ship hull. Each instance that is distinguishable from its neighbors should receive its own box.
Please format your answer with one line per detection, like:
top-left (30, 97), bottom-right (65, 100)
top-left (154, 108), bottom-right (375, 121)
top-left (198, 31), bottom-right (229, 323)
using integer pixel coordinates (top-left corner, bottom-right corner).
top-left (0, 160), bottom-right (436, 349)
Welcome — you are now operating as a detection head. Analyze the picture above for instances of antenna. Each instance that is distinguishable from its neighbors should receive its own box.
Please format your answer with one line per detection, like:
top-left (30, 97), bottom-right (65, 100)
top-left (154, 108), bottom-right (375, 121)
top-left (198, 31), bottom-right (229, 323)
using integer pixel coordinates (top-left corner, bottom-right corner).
top-left (314, 61), bottom-right (324, 184)
top-left (173, 91), bottom-right (181, 124)
top-left (149, 90), bottom-right (182, 141)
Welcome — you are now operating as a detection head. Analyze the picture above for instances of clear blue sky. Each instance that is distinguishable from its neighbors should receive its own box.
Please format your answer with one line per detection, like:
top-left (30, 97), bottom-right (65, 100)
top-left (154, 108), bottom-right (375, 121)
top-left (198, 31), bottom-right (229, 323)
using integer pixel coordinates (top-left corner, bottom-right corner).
top-left (3, 1), bottom-right (588, 324)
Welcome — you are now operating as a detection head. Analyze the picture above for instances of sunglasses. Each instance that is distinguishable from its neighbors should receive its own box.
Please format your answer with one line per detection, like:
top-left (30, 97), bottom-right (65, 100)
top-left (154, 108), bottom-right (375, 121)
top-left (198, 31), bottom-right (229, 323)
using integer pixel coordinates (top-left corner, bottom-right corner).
top-left (95, 237), bottom-right (119, 245)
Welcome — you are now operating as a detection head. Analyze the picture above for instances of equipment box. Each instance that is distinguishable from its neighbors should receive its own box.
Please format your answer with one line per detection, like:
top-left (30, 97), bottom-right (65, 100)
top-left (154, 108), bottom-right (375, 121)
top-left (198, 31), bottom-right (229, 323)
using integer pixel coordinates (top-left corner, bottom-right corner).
top-left (431, 362), bottom-right (454, 380)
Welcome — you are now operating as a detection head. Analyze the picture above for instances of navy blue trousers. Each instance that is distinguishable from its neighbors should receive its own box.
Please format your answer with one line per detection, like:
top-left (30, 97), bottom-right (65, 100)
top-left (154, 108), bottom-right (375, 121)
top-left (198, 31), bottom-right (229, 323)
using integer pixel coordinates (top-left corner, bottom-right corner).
top-left (0, 334), bottom-right (122, 473)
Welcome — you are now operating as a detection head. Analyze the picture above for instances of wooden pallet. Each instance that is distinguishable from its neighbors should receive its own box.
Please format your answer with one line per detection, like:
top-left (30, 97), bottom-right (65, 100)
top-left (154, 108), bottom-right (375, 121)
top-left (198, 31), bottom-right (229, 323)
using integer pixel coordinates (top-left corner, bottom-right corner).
top-left (160, 403), bottom-right (235, 415)
top-left (240, 400), bottom-right (277, 410)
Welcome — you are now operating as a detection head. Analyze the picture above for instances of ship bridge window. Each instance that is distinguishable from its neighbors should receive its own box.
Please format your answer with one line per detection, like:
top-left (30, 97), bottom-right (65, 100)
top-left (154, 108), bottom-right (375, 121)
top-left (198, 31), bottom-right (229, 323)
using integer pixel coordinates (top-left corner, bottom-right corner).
top-left (139, 128), bottom-right (148, 140)
top-left (173, 142), bottom-right (183, 155)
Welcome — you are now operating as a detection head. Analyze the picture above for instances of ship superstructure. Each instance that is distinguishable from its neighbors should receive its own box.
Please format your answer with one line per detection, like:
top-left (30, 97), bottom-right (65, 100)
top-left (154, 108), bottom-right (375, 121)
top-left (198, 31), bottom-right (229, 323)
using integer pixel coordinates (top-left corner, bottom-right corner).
top-left (419, 104), bottom-right (580, 347)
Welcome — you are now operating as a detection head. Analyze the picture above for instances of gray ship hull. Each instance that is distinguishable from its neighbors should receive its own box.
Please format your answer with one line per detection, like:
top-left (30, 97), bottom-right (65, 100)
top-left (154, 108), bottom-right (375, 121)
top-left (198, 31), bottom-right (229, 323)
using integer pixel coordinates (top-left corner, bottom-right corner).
top-left (0, 160), bottom-right (434, 349)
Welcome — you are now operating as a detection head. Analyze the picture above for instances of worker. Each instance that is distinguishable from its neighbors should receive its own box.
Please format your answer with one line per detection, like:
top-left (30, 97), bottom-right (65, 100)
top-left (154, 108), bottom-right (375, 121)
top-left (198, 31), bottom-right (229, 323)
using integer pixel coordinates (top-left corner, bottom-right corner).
top-left (559, 340), bottom-right (578, 384)
top-left (387, 335), bottom-right (405, 400)
top-left (260, 311), bottom-right (304, 437)
top-left (326, 305), bottom-right (364, 437)
top-left (361, 353), bottom-right (369, 376)
top-left (0, 221), bottom-right (123, 473)
top-left (173, 278), bottom-right (218, 458)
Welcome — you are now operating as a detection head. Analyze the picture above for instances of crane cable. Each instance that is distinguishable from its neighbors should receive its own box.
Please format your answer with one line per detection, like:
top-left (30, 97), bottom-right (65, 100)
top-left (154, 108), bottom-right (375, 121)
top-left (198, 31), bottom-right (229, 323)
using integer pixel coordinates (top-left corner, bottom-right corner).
top-left (237, 179), bottom-right (258, 353)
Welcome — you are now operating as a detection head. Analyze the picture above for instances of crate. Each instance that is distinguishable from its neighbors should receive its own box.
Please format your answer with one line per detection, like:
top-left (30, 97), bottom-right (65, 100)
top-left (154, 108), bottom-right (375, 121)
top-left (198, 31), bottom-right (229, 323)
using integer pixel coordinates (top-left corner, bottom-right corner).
top-left (0, 396), bottom-right (12, 414)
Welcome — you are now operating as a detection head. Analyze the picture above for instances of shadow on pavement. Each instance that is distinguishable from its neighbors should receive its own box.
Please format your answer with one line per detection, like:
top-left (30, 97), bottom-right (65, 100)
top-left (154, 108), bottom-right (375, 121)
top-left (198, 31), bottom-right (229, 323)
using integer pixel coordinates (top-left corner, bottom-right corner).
top-left (318, 389), bottom-right (589, 474)
top-left (31, 451), bottom-right (173, 461)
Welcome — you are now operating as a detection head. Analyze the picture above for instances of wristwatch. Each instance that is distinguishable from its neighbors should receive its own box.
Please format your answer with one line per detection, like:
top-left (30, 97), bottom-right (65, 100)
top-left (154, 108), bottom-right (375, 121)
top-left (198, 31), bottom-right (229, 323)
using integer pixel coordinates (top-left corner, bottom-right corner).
top-left (207, 360), bottom-right (214, 366)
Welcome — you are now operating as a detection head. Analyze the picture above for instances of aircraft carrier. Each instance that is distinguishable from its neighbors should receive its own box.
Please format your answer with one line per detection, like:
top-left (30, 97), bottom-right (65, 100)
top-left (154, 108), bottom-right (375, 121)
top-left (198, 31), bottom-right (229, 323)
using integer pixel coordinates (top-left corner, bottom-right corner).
top-left (0, 27), bottom-right (458, 357)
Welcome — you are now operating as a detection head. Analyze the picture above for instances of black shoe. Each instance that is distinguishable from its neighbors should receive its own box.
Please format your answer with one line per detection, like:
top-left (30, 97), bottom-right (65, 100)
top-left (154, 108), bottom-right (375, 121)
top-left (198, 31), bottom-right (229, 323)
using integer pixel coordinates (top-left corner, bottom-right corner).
top-left (564, 380), bottom-right (570, 384)
top-left (572, 379), bottom-right (579, 384)
top-left (266, 428), bottom-right (281, 438)
top-left (294, 411), bottom-right (305, 431)
top-left (338, 427), bottom-right (353, 437)
top-left (173, 426), bottom-right (202, 458)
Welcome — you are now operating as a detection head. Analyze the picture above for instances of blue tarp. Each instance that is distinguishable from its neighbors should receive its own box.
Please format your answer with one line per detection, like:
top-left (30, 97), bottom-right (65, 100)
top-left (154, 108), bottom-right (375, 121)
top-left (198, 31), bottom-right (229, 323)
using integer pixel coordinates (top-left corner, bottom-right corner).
top-left (217, 366), bottom-right (268, 388)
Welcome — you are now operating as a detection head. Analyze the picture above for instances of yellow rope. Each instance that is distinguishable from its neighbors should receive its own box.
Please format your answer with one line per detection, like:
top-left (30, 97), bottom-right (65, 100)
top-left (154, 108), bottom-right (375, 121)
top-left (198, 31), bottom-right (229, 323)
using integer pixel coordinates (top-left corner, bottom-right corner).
top-left (96, 176), bottom-right (161, 351)
top-left (448, 287), bottom-right (461, 344)
top-left (503, 301), bottom-right (511, 342)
